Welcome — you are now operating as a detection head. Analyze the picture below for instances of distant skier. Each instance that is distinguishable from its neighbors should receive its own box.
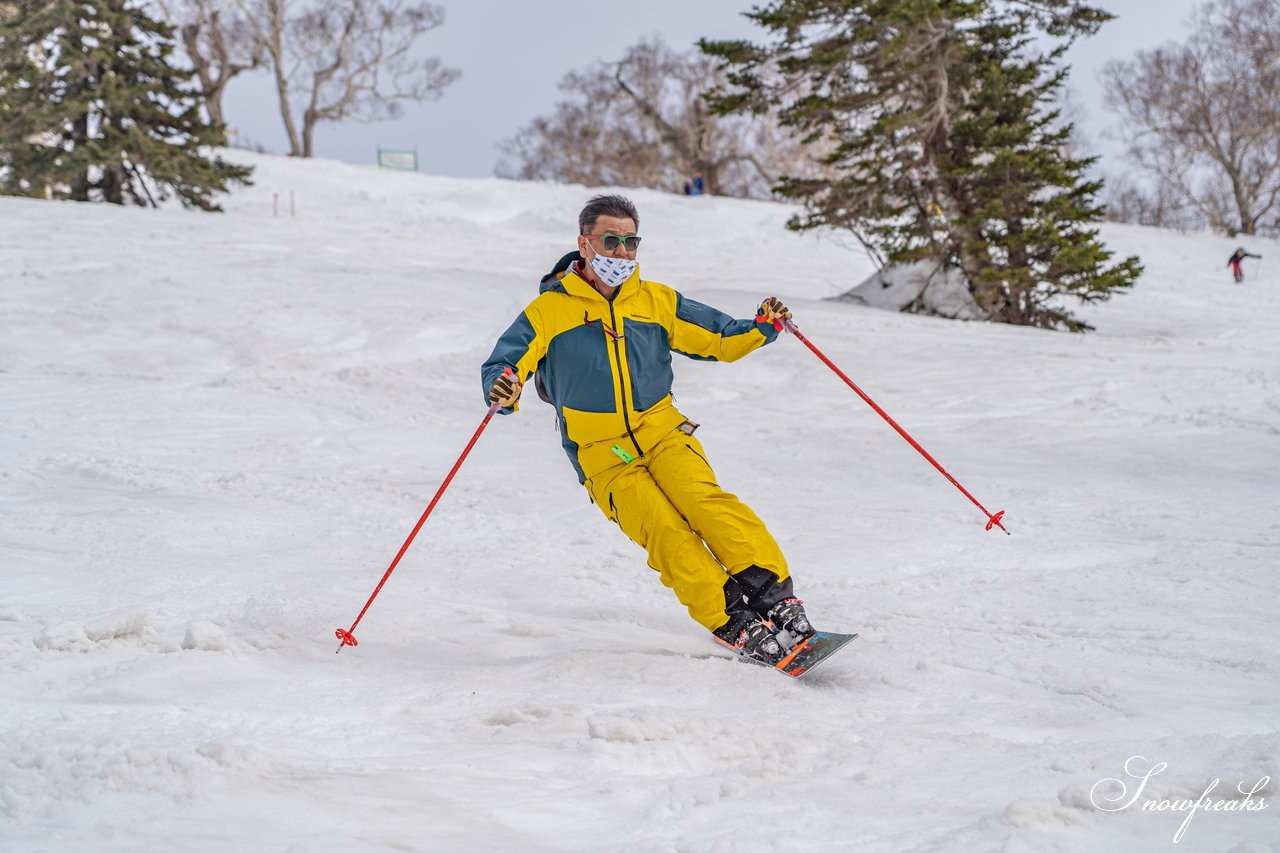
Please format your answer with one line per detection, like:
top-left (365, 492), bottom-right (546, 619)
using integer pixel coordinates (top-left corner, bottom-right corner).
top-left (1228, 247), bottom-right (1261, 283)
top-left (481, 194), bottom-right (811, 664)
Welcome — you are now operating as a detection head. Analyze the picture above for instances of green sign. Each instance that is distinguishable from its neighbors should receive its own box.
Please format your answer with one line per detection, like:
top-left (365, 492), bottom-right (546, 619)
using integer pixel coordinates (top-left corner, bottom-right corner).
top-left (377, 149), bottom-right (418, 171)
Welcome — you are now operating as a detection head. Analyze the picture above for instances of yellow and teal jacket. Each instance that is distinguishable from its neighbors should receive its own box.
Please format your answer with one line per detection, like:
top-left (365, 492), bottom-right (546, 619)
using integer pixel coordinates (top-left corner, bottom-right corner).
top-left (482, 259), bottom-right (780, 483)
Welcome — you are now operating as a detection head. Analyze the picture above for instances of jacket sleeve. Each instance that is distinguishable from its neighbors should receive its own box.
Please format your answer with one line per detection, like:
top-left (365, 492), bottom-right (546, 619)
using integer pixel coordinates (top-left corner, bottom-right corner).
top-left (481, 303), bottom-right (549, 413)
top-left (667, 291), bottom-right (780, 363)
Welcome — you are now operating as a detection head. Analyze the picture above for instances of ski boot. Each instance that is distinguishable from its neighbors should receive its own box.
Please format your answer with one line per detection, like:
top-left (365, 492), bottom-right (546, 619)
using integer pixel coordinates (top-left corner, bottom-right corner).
top-left (766, 598), bottom-right (815, 648)
top-left (714, 617), bottom-right (786, 666)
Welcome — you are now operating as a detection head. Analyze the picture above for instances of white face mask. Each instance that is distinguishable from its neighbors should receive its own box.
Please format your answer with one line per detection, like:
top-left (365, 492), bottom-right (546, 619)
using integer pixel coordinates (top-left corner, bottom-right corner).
top-left (589, 254), bottom-right (638, 289)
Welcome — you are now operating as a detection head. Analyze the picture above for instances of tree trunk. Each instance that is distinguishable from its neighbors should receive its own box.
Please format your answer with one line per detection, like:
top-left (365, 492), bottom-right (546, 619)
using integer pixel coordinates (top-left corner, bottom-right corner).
top-left (70, 169), bottom-right (91, 202)
top-left (1233, 174), bottom-right (1257, 235)
top-left (263, 0), bottom-right (302, 155)
top-left (101, 162), bottom-right (125, 205)
top-left (274, 64), bottom-right (301, 155)
top-left (301, 108), bottom-right (315, 157)
top-left (181, 22), bottom-right (228, 144)
top-left (206, 80), bottom-right (228, 143)
top-left (70, 114), bottom-right (91, 201)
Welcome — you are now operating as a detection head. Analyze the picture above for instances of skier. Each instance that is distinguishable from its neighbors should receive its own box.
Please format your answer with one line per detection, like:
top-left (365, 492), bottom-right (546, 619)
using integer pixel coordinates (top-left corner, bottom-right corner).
top-left (481, 194), bottom-right (811, 664)
top-left (1228, 247), bottom-right (1261, 283)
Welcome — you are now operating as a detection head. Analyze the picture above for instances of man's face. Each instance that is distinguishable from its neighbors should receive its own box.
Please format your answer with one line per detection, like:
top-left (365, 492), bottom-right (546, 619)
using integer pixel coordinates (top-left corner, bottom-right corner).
top-left (577, 215), bottom-right (639, 267)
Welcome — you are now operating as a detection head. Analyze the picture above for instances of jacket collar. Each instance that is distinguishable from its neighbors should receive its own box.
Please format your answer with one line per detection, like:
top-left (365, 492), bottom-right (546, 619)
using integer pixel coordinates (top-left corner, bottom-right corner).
top-left (561, 261), bottom-right (640, 304)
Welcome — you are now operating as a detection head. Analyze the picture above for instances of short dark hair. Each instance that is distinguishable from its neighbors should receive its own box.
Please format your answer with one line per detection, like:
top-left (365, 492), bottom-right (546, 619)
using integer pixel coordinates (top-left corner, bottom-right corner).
top-left (579, 194), bottom-right (639, 234)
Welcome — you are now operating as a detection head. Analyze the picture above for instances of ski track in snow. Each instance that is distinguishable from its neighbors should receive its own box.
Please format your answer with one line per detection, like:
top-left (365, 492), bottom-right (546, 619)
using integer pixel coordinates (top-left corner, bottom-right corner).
top-left (2, 153), bottom-right (1278, 852)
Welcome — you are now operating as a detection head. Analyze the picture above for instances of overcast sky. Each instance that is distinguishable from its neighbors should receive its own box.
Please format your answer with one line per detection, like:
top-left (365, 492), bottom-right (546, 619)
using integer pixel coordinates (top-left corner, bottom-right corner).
top-left (221, 0), bottom-right (1206, 179)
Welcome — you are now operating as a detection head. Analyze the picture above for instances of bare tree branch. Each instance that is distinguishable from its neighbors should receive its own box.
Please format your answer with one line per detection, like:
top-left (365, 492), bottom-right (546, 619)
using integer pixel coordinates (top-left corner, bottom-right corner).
top-left (234, 0), bottom-right (457, 157)
top-left (152, 0), bottom-right (263, 143)
top-left (1102, 0), bottom-right (1280, 235)
top-left (496, 35), bottom-right (828, 198)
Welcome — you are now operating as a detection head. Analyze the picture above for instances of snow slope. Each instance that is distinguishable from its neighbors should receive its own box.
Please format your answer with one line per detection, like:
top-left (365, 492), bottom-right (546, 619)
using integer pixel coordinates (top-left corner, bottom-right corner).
top-left (2, 152), bottom-right (1277, 853)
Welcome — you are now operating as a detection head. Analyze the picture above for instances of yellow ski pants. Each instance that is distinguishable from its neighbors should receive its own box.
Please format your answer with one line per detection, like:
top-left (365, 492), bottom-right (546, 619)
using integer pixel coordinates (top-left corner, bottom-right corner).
top-left (584, 428), bottom-right (789, 632)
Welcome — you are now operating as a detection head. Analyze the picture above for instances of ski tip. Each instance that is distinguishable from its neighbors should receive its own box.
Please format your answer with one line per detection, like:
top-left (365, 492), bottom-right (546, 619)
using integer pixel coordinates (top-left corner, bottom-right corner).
top-left (776, 630), bottom-right (858, 677)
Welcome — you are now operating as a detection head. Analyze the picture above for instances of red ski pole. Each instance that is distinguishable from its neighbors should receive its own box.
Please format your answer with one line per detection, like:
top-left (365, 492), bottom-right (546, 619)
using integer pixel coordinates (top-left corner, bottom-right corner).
top-left (781, 318), bottom-right (1009, 534)
top-left (335, 381), bottom-right (509, 653)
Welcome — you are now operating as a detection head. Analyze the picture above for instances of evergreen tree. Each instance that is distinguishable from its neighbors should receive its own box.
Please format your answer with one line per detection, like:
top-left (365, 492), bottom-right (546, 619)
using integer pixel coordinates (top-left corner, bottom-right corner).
top-left (702, 0), bottom-right (1142, 332)
top-left (0, 0), bottom-right (251, 210)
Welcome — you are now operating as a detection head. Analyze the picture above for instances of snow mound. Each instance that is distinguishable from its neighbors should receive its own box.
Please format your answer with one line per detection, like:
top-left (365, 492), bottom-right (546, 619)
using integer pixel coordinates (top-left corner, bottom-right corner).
top-left (181, 621), bottom-right (229, 651)
top-left (34, 610), bottom-right (177, 654)
top-left (835, 259), bottom-right (986, 320)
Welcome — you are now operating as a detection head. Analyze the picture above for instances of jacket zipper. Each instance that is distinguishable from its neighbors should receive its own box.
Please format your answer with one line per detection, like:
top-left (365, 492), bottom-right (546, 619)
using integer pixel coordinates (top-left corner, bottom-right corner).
top-left (608, 300), bottom-right (644, 459)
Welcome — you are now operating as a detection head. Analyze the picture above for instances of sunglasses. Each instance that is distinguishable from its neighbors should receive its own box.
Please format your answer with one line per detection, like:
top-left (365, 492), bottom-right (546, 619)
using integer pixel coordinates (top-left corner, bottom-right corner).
top-left (584, 233), bottom-right (642, 252)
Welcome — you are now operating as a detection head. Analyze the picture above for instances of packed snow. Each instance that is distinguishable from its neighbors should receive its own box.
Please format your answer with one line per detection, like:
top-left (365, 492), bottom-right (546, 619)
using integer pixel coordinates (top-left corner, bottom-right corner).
top-left (2, 152), bottom-right (1277, 853)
